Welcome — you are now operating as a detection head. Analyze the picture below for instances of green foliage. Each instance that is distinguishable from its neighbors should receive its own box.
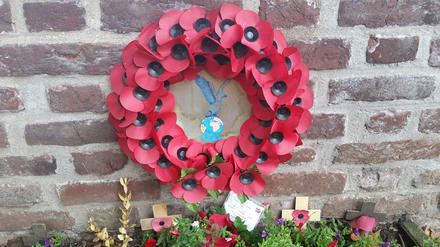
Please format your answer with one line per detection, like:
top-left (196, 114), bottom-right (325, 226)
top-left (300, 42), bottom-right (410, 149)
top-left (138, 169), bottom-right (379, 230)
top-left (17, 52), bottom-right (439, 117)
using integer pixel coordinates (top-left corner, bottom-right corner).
top-left (208, 190), bottom-right (220, 200)
top-left (423, 235), bottom-right (440, 247)
top-left (180, 168), bottom-right (197, 180)
top-left (237, 194), bottom-right (249, 203)
top-left (208, 154), bottom-right (226, 166)
top-left (182, 199), bottom-right (200, 213)
top-left (233, 216), bottom-right (262, 246)
top-left (208, 204), bottom-right (226, 215)
top-left (31, 234), bottom-right (64, 247)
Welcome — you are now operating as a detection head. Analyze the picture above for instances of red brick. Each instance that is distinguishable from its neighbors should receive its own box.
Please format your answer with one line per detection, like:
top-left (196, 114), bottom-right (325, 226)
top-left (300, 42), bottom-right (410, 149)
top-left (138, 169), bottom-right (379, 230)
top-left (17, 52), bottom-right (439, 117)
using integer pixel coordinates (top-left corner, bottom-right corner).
top-left (72, 150), bottom-right (128, 175)
top-left (334, 139), bottom-right (440, 164)
top-left (367, 36), bottom-right (419, 64)
top-left (338, 0), bottom-right (440, 28)
top-left (48, 85), bottom-right (106, 113)
top-left (419, 108), bottom-right (440, 134)
top-left (366, 110), bottom-right (411, 134)
top-left (329, 76), bottom-right (435, 104)
top-left (0, 123), bottom-right (8, 148)
top-left (259, 0), bottom-right (319, 28)
top-left (413, 169), bottom-right (440, 186)
top-left (0, 87), bottom-right (24, 112)
top-left (288, 39), bottom-right (350, 70)
top-left (0, 0), bottom-right (12, 32)
top-left (0, 44), bottom-right (123, 76)
top-left (57, 179), bottom-right (161, 206)
top-left (0, 184), bottom-right (42, 207)
top-left (263, 172), bottom-right (347, 196)
top-left (0, 155), bottom-right (56, 177)
top-left (25, 119), bottom-right (117, 146)
top-left (23, 1), bottom-right (85, 32)
top-left (322, 198), bottom-right (360, 218)
top-left (301, 113), bottom-right (345, 139)
top-left (0, 211), bottom-right (74, 231)
top-left (101, 0), bottom-right (243, 33)
top-left (429, 39), bottom-right (440, 67)
top-left (289, 146), bottom-right (316, 163)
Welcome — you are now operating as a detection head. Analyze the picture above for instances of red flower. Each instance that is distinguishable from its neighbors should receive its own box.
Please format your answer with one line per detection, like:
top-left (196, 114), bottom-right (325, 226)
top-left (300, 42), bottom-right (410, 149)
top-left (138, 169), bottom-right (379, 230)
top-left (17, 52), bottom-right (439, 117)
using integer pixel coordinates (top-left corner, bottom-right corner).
top-left (237, 116), bottom-right (269, 155)
top-left (147, 155), bottom-right (180, 183)
top-left (155, 122), bottom-right (185, 155)
top-left (169, 229), bottom-right (180, 237)
top-left (254, 141), bottom-right (279, 175)
top-left (214, 3), bottom-right (241, 39)
top-left (171, 174), bottom-right (207, 203)
top-left (110, 64), bottom-right (129, 95)
top-left (262, 70), bottom-right (301, 110)
top-left (155, 9), bottom-right (185, 45)
top-left (246, 49), bottom-right (288, 87)
top-left (153, 93), bottom-right (175, 114)
top-left (106, 93), bottom-right (126, 120)
top-left (292, 210), bottom-right (309, 226)
top-left (229, 170), bottom-right (265, 196)
top-left (292, 85), bottom-right (314, 110)
top-left (222, 136), bottom-right (257, 170)
top-left (268, 121), bottom-right (300, 155)
top-left (272, 29), bottom-right (287, 54)
top-left (248, 92), bottom-right (275, 121)
top-left (151, 217), bottom-right (172, 232)
top-left (156, 37), bottom-right (191, 73)
top-left (120, 111), bottom-right (153, 140)
top-left (205, 214), bottom-right (237, 247)
top-left (133, 51), bottom-right (175, 91)
top-left (205, 53), bottom-right (240, 79)
top-left (119, 86), bottom-right (158, 113)
top-left (145, 239), bottom-right (157, 247)
top-left (220, 25), bottom-right (254, 72)
top-left (137, 22), bottom-right (163, 59)
top-left (190, 34), bottom-right (225, 54)
top-left (235, 10), bottom-right (274, 52)
top-left (194, 162), bottom-right (233, 190)
top-left (179, 6), bottom-right (218, 43)
top-left (283, 47), bottom-right (302, 75)
top-left (167, 136), bottom-right (202, 168)
top-left (328, 240), bottom-right (338, 247)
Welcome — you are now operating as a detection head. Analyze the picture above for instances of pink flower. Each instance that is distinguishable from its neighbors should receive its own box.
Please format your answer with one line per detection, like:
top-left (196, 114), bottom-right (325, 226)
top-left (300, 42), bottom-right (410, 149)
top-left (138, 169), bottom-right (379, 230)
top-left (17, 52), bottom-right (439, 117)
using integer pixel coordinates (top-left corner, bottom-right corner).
top-left (292, 210), bottom-right (309, 226)
top-left (169, 229), bottom-right (179, 237)
top-left (151, 217), bottom-right (172, 232)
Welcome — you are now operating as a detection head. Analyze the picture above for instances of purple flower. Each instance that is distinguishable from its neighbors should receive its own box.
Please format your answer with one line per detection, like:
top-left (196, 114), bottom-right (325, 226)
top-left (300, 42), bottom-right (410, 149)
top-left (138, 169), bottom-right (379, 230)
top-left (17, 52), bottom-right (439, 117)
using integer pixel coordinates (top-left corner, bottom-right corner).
top-left (261, 230), bottom-right (268, 237)
top-left (334, 231), bottom-right (341, 241)
top-left (379, 242), bottom-right (390, 247)
top-left (352, 228), bottom-right (359, 236)
top-left (44, 242), bottom-right (54, 247)
top-left (275, 218), bottom-right (285, 225)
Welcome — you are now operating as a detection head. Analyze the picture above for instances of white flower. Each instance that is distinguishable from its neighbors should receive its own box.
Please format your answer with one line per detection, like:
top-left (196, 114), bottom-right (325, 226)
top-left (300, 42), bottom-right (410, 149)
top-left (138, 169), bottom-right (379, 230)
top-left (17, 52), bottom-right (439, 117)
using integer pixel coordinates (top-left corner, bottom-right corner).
top-left (172, 219), bottom-right (178, 226)
top-left (191, 221), bottom-right (200, 228)
top-left (225, 237), bottom-right (232, 242)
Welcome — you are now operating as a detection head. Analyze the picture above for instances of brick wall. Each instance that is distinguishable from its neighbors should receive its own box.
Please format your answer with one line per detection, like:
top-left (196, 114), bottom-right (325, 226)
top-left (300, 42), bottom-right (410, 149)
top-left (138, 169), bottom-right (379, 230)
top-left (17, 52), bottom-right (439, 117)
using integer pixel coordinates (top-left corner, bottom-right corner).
top-left (0, 0), bottom-right (439, 243)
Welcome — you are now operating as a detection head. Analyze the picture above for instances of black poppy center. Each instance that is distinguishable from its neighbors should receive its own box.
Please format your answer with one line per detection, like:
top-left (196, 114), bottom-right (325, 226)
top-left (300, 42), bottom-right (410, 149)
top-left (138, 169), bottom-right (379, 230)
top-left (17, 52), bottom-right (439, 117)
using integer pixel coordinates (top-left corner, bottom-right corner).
top-left (161, 135), bottom-right (173, 149)
top-left (214, 54), bottom-right (230, 65)
top-left (171, 44), bottom-right (189, 60)
top-left (269, 132), bottom-right (284, 144)
top-left (182, 179), bottom-right (197, 191)
top-left (194, 18), bottom-right (211, 32)
top-left (201, 37), bottom-right (219, 53)
top-left (170, 24), bottom-right (184, 38)
top-left (164, 80), bottom-right (170, 90)
top-left (158, 156), bottom-right (172, 168)
top-left (121, 73), bottom-right (128, 87)
top-left (273, 41), bottom-right (278, 49)
top-left (256, 58), bottom-right (273, 74)
top-left (149, 36), bottom-right (159, 52)
top-left (139, 138), bottom-right (155, 150)
top-left (159, 221), bottom-right (165, 226)
top-left (232, 42), bottom-right (249, 59)
top-left (147, 61), bottom-right (164, 78)
top-left (258, 119), bottom-right (273, 127)
top-left (285, 56), bottom-right (292, 71)
top-left (256, 152), bottom-right (268, 164)
top-left (154, 118), bottom-right (164, 131)
top-left (276, 107), bottom-right (291, 120)
top-left (177, 147), bottom-right (188, 161)
top-left (235, 146), bottom-right (247, 158)
top-left (206, 166), bottom-right (221, 178)
top-left (244, 26), bottom-right (259, 42)
top-left (133, 86), bottom-right (150, 101)
top-left (133, 113), bottom-right (147, 126)
top-left (154, 99), bottom-right (163, 112)
top-left (195, 55), bottom-right (207, 66)
top-left (220, 19), bottom-right (234, 32)
top-left (298, 214), bottom-right (304, 219)
top-left (292, 97), bottom-right (302, 106)
top-left (259, 99), bottom-right (270, 108)
top-left (253, 81), bottom-right (262, 89)
top-left (271, 81), bottom-right (287, 96)
top-left (250, 133), bottom-right (263, 145)
top-left (239, 173), bottom-right (254, 185)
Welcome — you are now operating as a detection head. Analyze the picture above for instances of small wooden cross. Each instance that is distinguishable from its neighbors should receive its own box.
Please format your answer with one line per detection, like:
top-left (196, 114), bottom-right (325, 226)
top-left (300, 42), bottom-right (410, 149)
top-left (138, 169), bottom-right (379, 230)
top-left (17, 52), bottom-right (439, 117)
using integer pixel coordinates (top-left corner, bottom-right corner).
top-left (281, 197), bottom-right (321, 224)
top-left (22, 224), bottom-right (48, 246)
top-left (345, 201), bottom-right (386, 221)
top-left (140, 204), bottom-right (181, 231)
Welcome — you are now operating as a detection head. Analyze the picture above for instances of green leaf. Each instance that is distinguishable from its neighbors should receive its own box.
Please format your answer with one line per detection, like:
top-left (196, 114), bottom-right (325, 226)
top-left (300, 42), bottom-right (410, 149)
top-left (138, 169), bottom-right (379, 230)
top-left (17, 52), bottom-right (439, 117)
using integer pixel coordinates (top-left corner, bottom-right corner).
top-left (208, 154), bottom-right (226, 166)
top-left (180, 168), bottom-right (197, 180)
top-left (237, 193), bottom-right (249, 203)
top-left (182, 199), bottom-right (199, 213)
top-left (207, 190), bottom-right (220, 200)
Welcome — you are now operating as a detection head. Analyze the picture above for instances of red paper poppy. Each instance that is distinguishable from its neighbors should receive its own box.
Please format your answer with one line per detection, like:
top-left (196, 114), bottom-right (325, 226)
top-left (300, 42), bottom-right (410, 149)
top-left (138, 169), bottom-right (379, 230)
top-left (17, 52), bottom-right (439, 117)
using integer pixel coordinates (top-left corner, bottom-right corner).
top-left (191, 34), bottom-right (225, 55)
top-left (268, 121), bottom-right (300, 155)
top-left (127, 137), bottom-right (161, 165)
top-left (171, 174), bottom-right (207, 203)
top-left (110, 64), bottom-right (128, 95)
top-left (220, 25), bottom-right (254, 72)
top-left (205, 53), bottom-right (240, 79)
top-left (205, 214), bottom-right (237, 247)
top-left (167, 136), bottom-right (198, 168)
top-left (238, 116), bottom-right (268, 155)
top-left (137, 22), bottom-right (163, 59)
top-left (272, 30), bottom-right (287, 54)
top-left (292, 86), bottom-right (314, 110)
top-left (246, 49), bottom-right (288, 87)
top-left (292, 210), bottom-right (309, 226)
top-left (222, 136), bottom-right (257, 170)
top-left (107, 93), bottom-right (126, 120)
top-left (214, 3), bottom-right (241, 39)
top-left (249, 94), bottom-right (275, 121)
top-left (119, 86), bottom-right (158, 113)
top-left (180, 7), bottom-right (218, 43)
top-left (229, 170), bottom-right (265, 196)
top-left (133, 51), bottom-right (175, 91)
top-left (145, 239), bottom-right (157, 247)
top-left (153, 93), bottom-right (175, 114)
top-left (156, 37), bottom-right (191, 73)
top-left (262, 70), bottom-right (301, 110)
top-left (235, 10), bottom-right (274, 52)
top-left (283, 47), bottom-right (302, 75)
top-left (156, 9), bottom-right (185, 45)
top-left (194, 162), bottom-right (233, 190)
top-left (255, 141), bottom-right (279, 175)
top-left (151, 217), bottom-right (172, 232)
top-left (121, 41), bottom-right (141, 87)
top-left (148, 155), bottom-right (181, 183)
top-left (155, 122), bottom-right (186, 156)
top-left (108, 113), bottom-right (125, 133)
top-left (119, 111), bottom-right (153, 140)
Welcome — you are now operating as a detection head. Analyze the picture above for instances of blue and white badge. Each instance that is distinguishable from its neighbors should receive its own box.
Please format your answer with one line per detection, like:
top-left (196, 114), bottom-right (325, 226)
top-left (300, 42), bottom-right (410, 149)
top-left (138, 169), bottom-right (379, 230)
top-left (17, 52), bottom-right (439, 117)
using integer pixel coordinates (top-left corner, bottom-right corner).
top-left (200, 116), bottom-right (224, 142)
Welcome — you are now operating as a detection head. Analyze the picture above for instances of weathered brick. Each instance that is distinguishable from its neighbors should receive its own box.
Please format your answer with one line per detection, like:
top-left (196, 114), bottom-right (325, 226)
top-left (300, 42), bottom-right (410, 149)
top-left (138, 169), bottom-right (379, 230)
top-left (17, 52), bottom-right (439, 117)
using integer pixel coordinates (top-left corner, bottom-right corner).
top-left (259, 0), bottom-right (319, 28)
top-left (329, 77), bottom-right (436, 104)
top-left (338, 0), bottom-right (440, 28)
top-left (25, 119), bottom-right (117, 146)
top-left (263, 172), bottom-right (347, 196)
top-left (0, 0), bottom-right (12, 32)
top-left (0, 123), bottom-right (8, 148)
top-left (0, 211), bottom-right (74, 231)
top-left (366, 110), bottom-right (411, 134)
top-left (57, 179), bottom-right (161, 206)
top-left (301, 113), bottom-right (345, 139)
top-left (419, 108), bottom-right (440, 134)
top-left (23, 1), bottom-right (86, 32)
top-left (429, 39), bottom-right (440, 67)
top-left (322, 198), bottom-right (359, 218)
top-left (334, 139), bottom-right (440, 164)
top-left (288, 39), bottom-right (350, 70)
top-left (88, 207), bottom-right (139, 230)
top-left (0, 87), bottom-right (24, 112)
top-left (0, 184), bottom-right (42, 207)
top-left (290, 146), bottom-right (316, 163)
top-left (359, 168), bottom-right (401, 191)
top-left (0, 44), bottom-right (123, 76)
top-left (367, 36), bottom-right (419, 64)
top-left (101, 0), bottom-right (242, 33)
top-left (413, 169), bottom-right (440, 186)
top-left (0, 155), bottom-right (56, 177)
top-left (72, 150), bottom-right (128, 175)
top-left (48, 85), bottom-right (106, 113)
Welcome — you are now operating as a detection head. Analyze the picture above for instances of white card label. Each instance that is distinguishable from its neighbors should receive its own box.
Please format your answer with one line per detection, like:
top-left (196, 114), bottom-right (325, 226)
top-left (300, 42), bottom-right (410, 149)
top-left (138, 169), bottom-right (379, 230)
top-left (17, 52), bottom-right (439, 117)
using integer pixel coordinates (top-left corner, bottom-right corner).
top-left (223, 192), bottom-right (266, 231)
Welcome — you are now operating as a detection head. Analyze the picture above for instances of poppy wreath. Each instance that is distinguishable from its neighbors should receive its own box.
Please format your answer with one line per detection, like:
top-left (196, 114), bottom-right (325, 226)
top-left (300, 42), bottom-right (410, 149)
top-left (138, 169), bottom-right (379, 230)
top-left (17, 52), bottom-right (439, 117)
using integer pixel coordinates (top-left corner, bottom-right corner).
top-left (107, 3), bottom-right (313, 204)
